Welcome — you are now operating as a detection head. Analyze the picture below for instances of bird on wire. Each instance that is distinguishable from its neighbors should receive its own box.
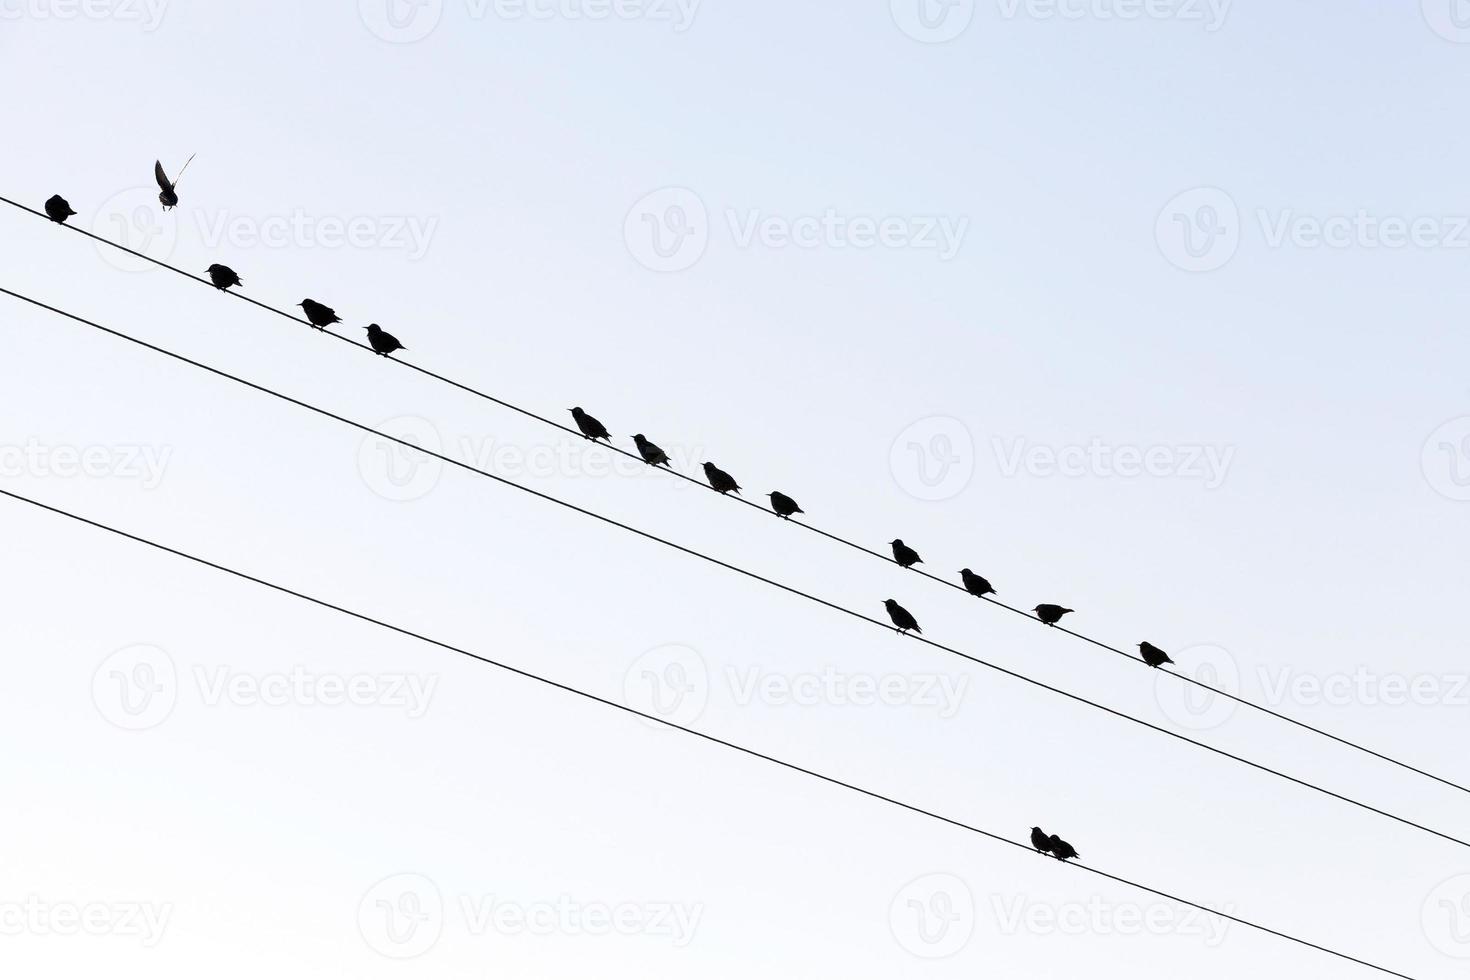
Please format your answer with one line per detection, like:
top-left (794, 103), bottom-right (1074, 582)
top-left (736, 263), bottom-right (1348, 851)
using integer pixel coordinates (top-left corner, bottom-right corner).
top-left (768, 491), bottom-right (803, 519)
top-left (960, 568), bottom-right (995, 598)
top-left (154, 154), bottom-right (195, 211)
top-left (633, 434), bottom-right (672, 468)
top-left (44, 195), bottom-right (76, 223)
top-left (1034, 604), bottom-right (1073, 626)
top-left (364, 324), bottom-right (406, 357)
top-left (1029, 826), bottom-right (1053, 855)
top-left (1138, 641), bottom-right (1174, 668)
top-left (297, 299), bottom-right (341, 330)
top-left (883, 599), bottom-right (922, 635)
top-left (703, 461), bottom-right (741, 495)
top-left (890, 539), bottom-right (922, 568)
top-left (569, 408), bottom-right (611, 443)
top-left (1047, 834), bottom-right (1080, 862)
top-left (205, 264), bottom-right (242, 291)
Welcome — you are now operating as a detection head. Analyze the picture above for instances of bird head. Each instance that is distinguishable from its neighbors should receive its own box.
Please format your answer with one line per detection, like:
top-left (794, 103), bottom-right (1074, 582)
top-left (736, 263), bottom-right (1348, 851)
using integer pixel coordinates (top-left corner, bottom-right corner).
top-left (891, 539), bottom-right (903, 546)
top-left (960, 567), bottom-right (972, 575)
top-left (633, 434), bottom-right (645, 442)
top-left (365, 324), bottom-right (379, 331)
top-left (883, 599), bottom-right (896, 609)
top-left (1031, 826), bottom-right (1044, 834)
top-left (296, 301), bottom-right (308, 308)
top-left (1032, 606), bottom-right (1043, 613)
top-left (571, 407), bottom-right (582, 414)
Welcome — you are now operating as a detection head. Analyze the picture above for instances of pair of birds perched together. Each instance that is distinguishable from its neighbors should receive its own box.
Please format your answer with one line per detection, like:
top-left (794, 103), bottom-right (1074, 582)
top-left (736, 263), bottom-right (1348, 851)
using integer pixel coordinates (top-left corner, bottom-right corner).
top-left (1030, 826), bottom-right (1080, 862)
top-left (568, 406), bottom-right (805, 520)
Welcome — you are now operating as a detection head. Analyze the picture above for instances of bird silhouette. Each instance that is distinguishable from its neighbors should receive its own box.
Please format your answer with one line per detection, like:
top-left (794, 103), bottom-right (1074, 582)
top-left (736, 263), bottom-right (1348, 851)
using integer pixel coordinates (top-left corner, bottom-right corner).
top-left (960, 568), bottom-right (995, 598)
top-left (1029, 826), bottom-right (1052, 854)
top-left (1047, 834), bottom-right (1080, 862)
top-left (1033, 604), bottom-right (1073, 626)
top-left (883, 599), bottom-right (921, 635)
top-left (297, 299), bottom-right (341, 330)
top-left (768, 491), bottom-right (803, 519)
top-left (569, 407), bottom-right (611, 443)
top-left (205, 264), bottom-right (242, 291)
top-left (703, 462), bottom-right (741, 495)
top-left (44, 195), bottom-right (76, 224)
top-left (365, 324), bottom-right (406, 357)
top-left (154, 155), bottom-right (195, 211)
top-left (1138, 641), bottom-right (1174, 668)
top-left (890, 539), bottom-right (923, 568)
top-left (633, 434), bottom-right (672, 468)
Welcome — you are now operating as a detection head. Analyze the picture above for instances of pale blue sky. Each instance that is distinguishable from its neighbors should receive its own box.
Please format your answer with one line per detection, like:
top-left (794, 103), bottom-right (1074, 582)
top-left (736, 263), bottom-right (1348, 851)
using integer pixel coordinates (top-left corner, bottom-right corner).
top-left (2, 2), bottom-right (1470, 977)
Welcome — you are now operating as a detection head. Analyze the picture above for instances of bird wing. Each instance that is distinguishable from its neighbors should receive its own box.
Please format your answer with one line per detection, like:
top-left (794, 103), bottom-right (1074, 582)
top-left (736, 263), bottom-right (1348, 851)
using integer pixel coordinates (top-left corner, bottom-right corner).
top-left (154, 160), bottom-right (171, 191)
top-left (172, 153), bottom-right (197, 187)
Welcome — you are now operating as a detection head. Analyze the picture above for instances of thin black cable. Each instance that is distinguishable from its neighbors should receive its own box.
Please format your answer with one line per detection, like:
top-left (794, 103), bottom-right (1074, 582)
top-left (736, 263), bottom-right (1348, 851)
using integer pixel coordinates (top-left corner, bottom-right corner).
top-left (3, 284), bottom-right (1465, 855)
top-left (5, 193), bottom-right (1462, 799)
top-left (0, 485), bottom-right (1423, 980)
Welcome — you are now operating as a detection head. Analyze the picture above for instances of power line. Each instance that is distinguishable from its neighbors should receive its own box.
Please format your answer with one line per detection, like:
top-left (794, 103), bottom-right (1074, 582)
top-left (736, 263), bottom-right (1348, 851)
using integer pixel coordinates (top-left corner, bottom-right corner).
top-left (0, 485), bottom-right (1423, 980)
top-left (3, 283), bottom-right (1464, 854)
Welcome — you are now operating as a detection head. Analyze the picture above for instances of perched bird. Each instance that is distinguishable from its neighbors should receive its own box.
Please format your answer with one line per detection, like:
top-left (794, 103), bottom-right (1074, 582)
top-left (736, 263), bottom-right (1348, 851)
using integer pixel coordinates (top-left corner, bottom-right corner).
top-left (154, 154), bottom-right (195, 210)
top-left (1029, 826), bottom-right (1052, 855)
top-left (1047, 834), bottom-right (1080, 862)
top-left (205, 264), bottom-right (242, 291)
top-left (768, 491), bottom-right (803, 519)
top-left (703, 461), bottom-right (741, 495)
top-left (633, 434), bottom-right (672, 468)
top-left (1033, 604), bottom-right (1073, 626)
top-left (960, 568), bottom-right (996, 598)
top-left (890, 539), bottom-right (923, 568)
top-left (569, 407), bottom-right (611, 443)
top-left (1138, 641), bottom-right (1174, 668)
top-left (297, 299), bottom-right (342, 330)
top-left (43, 195), bottom-right (76, 224)
top-left (883, 599), bottom-right (922, 635)
top-left (365, 323), bottom-right (406, 357)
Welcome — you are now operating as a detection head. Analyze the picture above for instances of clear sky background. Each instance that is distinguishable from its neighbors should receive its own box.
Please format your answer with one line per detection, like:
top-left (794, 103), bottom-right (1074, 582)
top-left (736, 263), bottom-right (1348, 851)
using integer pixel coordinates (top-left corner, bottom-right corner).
top-left (2, 1), bottom-right (1470, 977)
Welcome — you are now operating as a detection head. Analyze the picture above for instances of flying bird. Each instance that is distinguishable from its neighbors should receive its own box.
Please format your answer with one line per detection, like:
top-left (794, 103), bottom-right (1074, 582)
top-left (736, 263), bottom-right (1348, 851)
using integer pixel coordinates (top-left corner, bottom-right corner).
top-left (43, 195), bottom-right (76, 224)
top-left (960, 568), bottom-right (995, 598)
top-left (297, 299), bottom-right (341, 330)
top-left (1029, 826), bottom-right (1052, 854)
top-left (1138, 641), bottom-right (1174, 668)
top-left (633, 434), bottom-right (672, 468)
top-left (890, 539), bottom-right (922, 568)
top-left (883, 599), bottom-right (921, 635)
top-left (1033, 604), bottom-right (1073, 626)
top-left (154, 154), bottom-right (195, 211)
top-left (703, 462), bottom-right (741, 495)
top-left (365, 323), bottom-right (406, 357)
top-left (205, 264), bottom-right (242, 291)
top-left (569, 407), bottom-right (611, 443)
top-left (1047, 834), bottom-right (1080, 862)
top-left (768, 491), bottom-right (803, 519)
